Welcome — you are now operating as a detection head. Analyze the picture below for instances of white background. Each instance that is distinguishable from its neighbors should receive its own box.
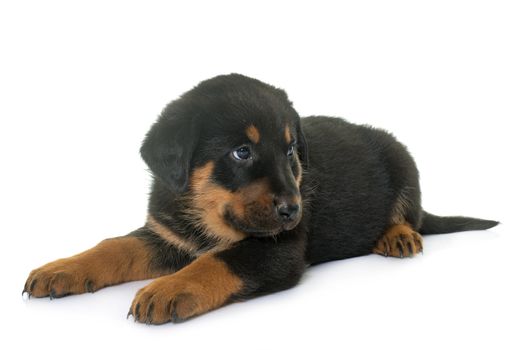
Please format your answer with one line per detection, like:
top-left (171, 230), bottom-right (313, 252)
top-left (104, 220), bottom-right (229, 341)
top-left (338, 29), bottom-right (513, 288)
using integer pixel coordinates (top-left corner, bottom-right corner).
top-left (1, 1), bottom-right (518, 349)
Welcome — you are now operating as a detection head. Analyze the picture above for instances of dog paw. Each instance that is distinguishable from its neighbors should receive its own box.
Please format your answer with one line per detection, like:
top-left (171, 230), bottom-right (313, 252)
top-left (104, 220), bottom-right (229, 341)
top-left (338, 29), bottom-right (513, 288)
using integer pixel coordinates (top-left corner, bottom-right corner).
top-left (23, 259), bottom-right (96, 299)
top-left (373, 224), bottom-right (423, 258)
top-left (128, 277), bottom-right (204, 325)
top-left (127, 255), bottom-right (242, 325)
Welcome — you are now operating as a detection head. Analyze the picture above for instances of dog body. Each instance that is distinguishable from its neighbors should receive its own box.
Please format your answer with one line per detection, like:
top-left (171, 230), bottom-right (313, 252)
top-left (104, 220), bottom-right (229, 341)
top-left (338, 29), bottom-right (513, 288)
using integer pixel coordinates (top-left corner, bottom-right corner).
top-left (24, 74), bottom-right (497, 324)
top-left (302, 116), bottom-right (422, 264)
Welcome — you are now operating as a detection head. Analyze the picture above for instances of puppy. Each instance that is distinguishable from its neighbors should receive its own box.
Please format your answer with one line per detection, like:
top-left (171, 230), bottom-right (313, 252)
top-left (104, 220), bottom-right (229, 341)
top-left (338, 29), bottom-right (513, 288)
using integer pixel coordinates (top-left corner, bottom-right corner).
top-left (23, 74), bottom-right (498, 324)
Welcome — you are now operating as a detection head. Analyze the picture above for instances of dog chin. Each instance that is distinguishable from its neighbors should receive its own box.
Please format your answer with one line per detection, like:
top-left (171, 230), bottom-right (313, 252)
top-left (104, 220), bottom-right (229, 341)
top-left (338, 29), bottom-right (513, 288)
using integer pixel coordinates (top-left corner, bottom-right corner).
top-left (224, 211), bottom-right (300, 237)
top-left (247, 221), bottom-right (300, 237)
top-left (229, 220), bottom-right (300, 237)
top-left (230, 221), bottom-right (283, 237)
top-left (244, 227), bottom-right (283, 238)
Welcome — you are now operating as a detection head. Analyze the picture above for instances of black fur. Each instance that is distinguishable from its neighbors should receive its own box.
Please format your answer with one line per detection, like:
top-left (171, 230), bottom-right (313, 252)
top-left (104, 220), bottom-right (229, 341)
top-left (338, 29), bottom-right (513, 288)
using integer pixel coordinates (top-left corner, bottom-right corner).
top-left (219, 230), bottom-right (307, 300)
top-left (420, 212), bottom-right (499, 235)
top-left (138, 73), bottom-right (498, 299)
top-left (129, 227), bottom-right (194, 273)
top-left (24, 73), bottom-right (499, 321)
top-left (301, 116), bottom-right (421, 263)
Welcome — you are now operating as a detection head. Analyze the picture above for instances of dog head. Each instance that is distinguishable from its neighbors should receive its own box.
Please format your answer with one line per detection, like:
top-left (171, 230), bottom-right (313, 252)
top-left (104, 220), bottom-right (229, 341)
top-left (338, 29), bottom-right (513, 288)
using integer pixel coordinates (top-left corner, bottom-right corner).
top-left (141, 74), bottom-right (307, 238)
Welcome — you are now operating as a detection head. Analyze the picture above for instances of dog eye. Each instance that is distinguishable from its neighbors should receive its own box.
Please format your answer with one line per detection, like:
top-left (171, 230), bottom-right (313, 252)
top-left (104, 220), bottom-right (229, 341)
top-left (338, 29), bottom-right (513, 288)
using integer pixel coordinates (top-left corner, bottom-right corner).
top-left (232, 146), bottom-right (252, 161)
top-left (287, 144), bottom-right (295, 157)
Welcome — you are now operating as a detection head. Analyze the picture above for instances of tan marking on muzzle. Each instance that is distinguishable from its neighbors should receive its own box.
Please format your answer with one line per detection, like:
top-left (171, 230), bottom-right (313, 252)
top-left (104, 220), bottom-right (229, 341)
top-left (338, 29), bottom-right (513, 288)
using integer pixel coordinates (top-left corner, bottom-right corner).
top-left (190, 162), bottom-right (247, 243)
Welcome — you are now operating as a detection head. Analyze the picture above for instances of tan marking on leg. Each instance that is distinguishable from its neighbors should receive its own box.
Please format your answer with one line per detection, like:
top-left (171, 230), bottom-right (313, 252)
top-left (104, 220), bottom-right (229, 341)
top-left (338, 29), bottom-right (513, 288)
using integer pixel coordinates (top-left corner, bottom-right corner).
top-left (130, 254), bottom-right (243, 324)
top-left (246, 125), bottom-right (260, 144)
top-left (25, 236), bottom-right (161, 298)
top-left (373, 223), bottom-right (423, 258)
top-left (390, 188), bottom-right (412, 224)
top-left (147, 215), bottom-right (200, 255)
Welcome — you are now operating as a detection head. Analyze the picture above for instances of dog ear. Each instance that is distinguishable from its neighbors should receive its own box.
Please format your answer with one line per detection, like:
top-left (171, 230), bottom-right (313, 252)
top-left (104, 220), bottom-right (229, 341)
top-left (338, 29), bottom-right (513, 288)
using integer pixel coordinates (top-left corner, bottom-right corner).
top-left (297, 123), bottom-right (309, 168)
top-left (140, 111), bottom-right (198, 193)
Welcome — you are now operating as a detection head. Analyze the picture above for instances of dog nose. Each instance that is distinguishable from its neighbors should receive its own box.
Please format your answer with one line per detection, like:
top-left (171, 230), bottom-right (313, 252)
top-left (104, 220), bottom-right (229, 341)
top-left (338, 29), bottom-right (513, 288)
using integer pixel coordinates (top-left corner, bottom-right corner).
top-left (275, 200), bottom-right (300, 222)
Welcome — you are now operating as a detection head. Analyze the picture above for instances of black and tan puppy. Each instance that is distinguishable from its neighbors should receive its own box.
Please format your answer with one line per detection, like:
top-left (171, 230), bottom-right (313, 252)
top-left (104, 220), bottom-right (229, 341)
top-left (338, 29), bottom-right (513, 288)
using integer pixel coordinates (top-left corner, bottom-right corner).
top-left (23, 74), bottom-right (498, 324)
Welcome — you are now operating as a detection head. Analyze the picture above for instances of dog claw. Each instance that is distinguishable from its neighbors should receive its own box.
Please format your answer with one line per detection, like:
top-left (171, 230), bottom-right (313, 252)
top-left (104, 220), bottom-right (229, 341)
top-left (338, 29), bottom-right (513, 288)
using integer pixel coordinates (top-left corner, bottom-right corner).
top-left (171, 300), bottom-right (180, 323)
top-left (22, 286), bottom-right (32, 299)
top-left (134, 303), bottom-right (141, 322)
top-left (171, 311), bottom-right (180, 323)
top-left (127, 308), bottom-right (133, 320)
top-left (145, 303), bottom-right (154, 325)
top-left (85, 280), bottom-right (94, 293)
top-left (29, 279), bottom-right (37, 293)
top-left (407, 242), bottom-right (413, 256)
top-left (396, 238), bottom-right (406, 258)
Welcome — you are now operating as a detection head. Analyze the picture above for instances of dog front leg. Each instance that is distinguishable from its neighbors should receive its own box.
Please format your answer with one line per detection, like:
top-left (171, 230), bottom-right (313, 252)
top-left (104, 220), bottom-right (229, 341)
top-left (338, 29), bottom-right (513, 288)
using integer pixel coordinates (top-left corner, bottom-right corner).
top-left (128, 230), bottom-right (307, 324)
top-left (23, 227), bottom-right (194, 298)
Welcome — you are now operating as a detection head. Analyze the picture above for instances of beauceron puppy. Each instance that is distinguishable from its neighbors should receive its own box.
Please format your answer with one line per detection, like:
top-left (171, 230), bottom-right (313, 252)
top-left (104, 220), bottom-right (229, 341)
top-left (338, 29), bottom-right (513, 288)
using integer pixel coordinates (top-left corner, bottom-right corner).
top-left (23, 74), bottom-right (498, 324)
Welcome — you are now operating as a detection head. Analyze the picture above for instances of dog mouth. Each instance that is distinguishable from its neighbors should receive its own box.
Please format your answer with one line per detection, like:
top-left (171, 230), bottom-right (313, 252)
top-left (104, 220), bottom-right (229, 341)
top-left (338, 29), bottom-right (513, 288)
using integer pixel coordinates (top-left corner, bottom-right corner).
top-left (242, 227), bottom-right (283, 237)
top-left (224, 210), bottom-right (299, 237)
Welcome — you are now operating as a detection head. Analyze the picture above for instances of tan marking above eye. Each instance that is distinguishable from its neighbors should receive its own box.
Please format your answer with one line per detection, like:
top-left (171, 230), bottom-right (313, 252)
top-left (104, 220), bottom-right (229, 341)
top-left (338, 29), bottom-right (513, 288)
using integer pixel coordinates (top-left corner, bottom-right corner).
top-left (284, 124), bottom-right (292, 144)
top-left (246, 125), bottom-right (260, 144)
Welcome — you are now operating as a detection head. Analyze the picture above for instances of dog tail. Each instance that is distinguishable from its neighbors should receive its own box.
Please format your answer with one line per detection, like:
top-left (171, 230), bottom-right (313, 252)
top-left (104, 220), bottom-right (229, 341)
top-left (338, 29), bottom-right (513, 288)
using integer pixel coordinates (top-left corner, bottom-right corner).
top-left (419, 211), bottom-right (499, 235)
